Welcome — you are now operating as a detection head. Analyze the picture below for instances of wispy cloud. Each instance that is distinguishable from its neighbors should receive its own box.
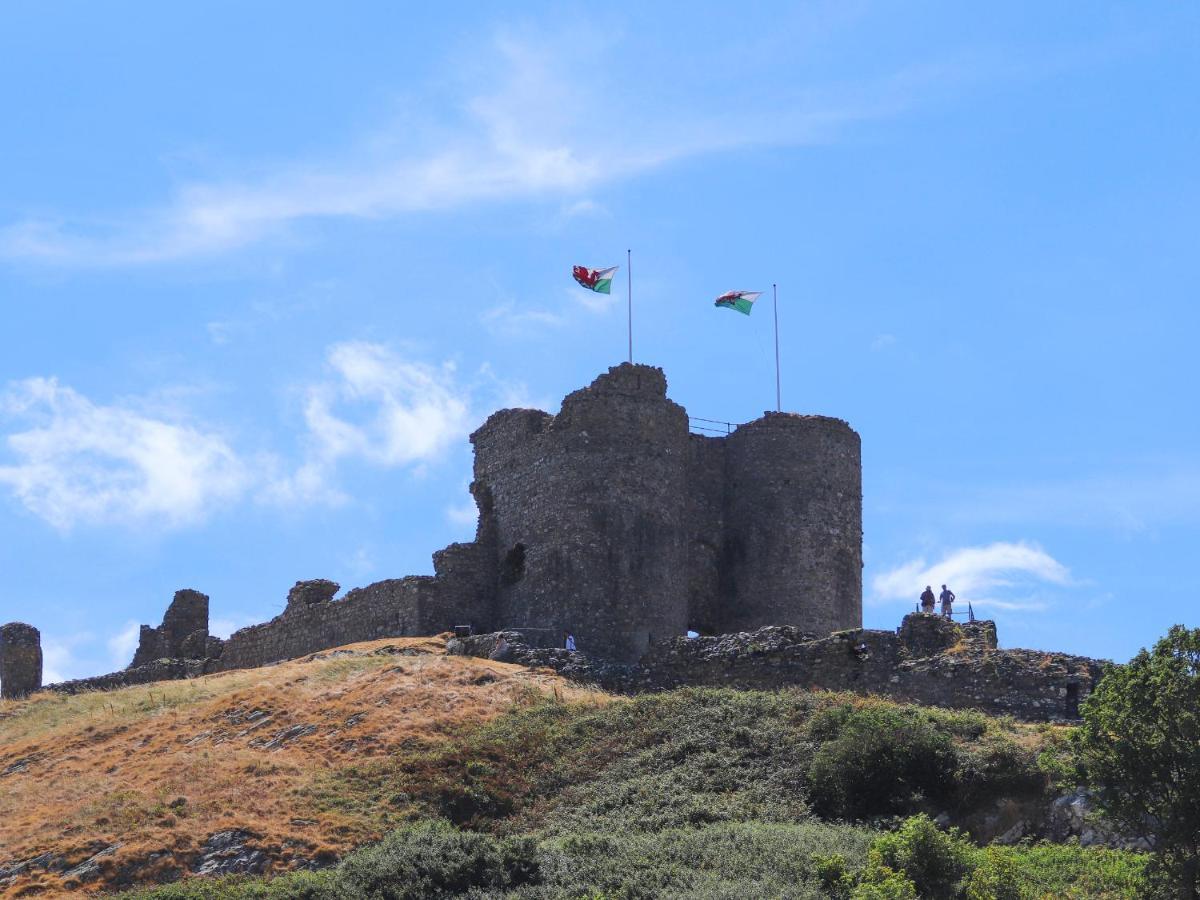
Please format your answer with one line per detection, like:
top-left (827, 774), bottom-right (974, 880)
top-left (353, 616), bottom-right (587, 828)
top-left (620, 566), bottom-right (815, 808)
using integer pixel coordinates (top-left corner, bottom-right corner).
top-left (0, 26), bottom-right (956, 267)
top-left (265, 341), bottom-right (472, 505)
top-left (107, 620), bottom-right (140, 670)
top-left (446, 498), bottom-right (479, 528)
top-left (480, 301), bottom-right (567, 336)
top-left (871, 540), bottom-right (1074, 613)
top-left (0, 378), bottom-right (248, 531)
top-left (0, 342), bottom-right (519, 529)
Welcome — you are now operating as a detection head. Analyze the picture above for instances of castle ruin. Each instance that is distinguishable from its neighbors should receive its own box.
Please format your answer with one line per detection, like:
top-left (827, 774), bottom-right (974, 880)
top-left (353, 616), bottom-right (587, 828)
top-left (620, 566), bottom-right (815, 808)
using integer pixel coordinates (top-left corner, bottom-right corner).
top-left (0, 363), bottom-right (1102, 723)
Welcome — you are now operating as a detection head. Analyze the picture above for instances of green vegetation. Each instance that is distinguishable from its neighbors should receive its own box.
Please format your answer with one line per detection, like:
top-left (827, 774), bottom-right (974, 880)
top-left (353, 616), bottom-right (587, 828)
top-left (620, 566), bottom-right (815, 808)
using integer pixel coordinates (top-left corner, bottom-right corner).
top-left (118, 687), bottom-right (1153, 899)
top-left (304, 689), bottom-right (1048, 837)
top-left (1076, 625), bottom-right (1200, 897)
top-left (120, 816), bottom-right (1148, 899)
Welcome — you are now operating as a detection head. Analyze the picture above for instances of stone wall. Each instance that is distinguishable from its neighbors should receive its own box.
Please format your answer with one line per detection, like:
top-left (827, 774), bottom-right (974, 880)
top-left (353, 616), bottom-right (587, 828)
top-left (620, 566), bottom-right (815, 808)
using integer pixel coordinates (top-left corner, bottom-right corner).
top-left (0, 622), bottom-right (42, 699)
top-left (469, 363), bottom-right (864, 661)
top-left (471, 364), bottom-right (693, 662)
top-left (130, 590), bottom-right (214, 667)
top-left (722, 413), bottom-right (862, 635)
top-left (35, 362), bottom-right (867, 683)
top-left (448, 613), bottom-right (1104, 724)
top-left (215, 578), bottom-right (435, 671)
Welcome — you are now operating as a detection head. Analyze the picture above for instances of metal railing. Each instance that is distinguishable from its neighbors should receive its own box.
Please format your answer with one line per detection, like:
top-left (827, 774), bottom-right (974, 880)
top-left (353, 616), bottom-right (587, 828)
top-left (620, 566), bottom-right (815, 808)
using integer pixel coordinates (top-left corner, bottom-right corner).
top-left (914, 603), bottom-right (978, 623)
top-left (689, 416), bottom-right (741, 435)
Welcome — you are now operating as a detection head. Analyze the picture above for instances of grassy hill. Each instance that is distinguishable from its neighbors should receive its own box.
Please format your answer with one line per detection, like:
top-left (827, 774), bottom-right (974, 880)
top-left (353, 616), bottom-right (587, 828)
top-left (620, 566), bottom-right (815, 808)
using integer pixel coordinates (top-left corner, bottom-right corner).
top-left (0, 637), bottom-right (1147, 898)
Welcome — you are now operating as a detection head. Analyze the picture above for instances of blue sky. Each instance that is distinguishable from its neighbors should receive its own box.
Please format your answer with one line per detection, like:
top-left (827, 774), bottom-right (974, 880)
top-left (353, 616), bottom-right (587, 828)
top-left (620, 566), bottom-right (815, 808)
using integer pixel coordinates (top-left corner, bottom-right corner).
top-left (1, 3), bottom-right (1197, 682)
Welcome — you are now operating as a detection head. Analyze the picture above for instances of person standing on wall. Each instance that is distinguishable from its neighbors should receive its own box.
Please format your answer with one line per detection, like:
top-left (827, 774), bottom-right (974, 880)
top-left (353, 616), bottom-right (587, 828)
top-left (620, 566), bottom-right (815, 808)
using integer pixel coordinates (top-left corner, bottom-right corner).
top-left (920, 586), bottom-right (936, 614)
top-left (940, 585), bottom-right (956, 619)
top-left (564, 631), bottom-right (577, 652)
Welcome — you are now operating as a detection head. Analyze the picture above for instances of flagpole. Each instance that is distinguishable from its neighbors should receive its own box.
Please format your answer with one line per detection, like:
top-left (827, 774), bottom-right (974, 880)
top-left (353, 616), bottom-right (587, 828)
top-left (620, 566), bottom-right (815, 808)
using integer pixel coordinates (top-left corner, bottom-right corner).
top-left (627, 249), bottom-right (633, 363)
top-left (773, 283), bottom-right (781, 412)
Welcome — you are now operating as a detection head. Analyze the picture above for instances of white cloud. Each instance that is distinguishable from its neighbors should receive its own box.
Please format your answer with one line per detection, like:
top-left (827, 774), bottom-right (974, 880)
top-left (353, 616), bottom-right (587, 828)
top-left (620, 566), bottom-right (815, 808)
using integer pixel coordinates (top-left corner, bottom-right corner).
top-left (265, 342), bottom-right (473, 505)
top-left (870, 333), bottom-right (896, 351)
top-left (0, 378), bottom-right (248, 530)
top-left (446, 499), bottom-right (479, 527)
top-left (107, 620), bottom-right (140, 669)
top-left (870, 541), bottom-right (1073, 613)
top-left (40, 637), bottom-right (76, 685)
top-left (480, 301), bottom-right (567, 336)
top-left (0, 27), bottom-right (950, 267)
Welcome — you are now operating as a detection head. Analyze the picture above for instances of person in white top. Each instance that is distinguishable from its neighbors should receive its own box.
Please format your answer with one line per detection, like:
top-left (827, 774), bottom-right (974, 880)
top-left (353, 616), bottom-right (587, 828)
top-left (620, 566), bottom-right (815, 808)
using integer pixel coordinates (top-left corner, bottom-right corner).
top-left (564, 631), bottom-right (577, 652)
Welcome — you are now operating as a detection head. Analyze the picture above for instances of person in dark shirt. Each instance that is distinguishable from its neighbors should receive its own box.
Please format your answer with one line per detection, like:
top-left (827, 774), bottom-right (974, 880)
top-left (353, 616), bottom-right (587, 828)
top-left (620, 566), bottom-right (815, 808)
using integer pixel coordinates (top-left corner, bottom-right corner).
top-left (920, 586), bottom-right (936, 613)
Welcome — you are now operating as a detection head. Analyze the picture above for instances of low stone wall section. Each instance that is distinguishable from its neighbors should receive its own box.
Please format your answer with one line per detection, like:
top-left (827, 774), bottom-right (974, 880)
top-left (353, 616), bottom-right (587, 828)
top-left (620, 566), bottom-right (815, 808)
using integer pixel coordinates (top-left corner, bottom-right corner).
top-left (215, 577), bottom-right (439, 671)
top-left (448, 614), bottom-right (1105, 723)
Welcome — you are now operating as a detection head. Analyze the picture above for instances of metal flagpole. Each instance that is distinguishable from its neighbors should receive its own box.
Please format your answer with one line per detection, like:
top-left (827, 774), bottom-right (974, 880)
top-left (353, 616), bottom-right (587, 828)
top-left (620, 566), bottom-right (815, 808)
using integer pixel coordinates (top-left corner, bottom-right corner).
top-left (773, 283), bottom-right (781, 412)
top-left (627, 249), bottom-right (633, 363)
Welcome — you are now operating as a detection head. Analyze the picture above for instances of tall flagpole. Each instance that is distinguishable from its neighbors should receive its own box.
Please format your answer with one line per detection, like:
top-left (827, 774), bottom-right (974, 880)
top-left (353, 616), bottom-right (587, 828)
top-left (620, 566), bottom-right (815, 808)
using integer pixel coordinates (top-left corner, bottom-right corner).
top-left (627, 249), bottom-right (633, 363)
top-left (773, 283), bottom-right (781, 412)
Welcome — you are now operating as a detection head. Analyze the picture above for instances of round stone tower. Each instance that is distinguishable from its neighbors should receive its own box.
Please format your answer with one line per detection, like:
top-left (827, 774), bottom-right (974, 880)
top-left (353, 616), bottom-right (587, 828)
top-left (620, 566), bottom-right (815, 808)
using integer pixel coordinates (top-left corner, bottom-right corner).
top-left (0, 622), bottom-right (43, 699)
top-left (471, 363), bottom-right (691, 662)
top-left (720, 413), bottom-right (862, 634)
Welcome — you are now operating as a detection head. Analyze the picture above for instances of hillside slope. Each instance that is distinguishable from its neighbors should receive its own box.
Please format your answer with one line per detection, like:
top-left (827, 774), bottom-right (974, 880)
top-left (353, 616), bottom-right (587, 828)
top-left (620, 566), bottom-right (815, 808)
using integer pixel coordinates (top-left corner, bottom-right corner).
top-left (0, 637), bottom-right (604, 897)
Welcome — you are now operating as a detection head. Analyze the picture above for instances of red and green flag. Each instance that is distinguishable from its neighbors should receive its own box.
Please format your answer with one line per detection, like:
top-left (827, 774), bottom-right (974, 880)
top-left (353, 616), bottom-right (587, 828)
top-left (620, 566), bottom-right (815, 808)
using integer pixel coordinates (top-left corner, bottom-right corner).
top-left (573, 264), bottom-right (619, 294)
top-left (714, 290), bottom-right (761, 315)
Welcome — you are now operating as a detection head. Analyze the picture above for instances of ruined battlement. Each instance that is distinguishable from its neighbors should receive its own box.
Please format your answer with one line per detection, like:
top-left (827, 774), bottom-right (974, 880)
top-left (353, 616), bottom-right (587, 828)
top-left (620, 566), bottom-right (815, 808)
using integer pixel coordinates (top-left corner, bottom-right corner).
top-left (3, 363), bottom-right (866, 693)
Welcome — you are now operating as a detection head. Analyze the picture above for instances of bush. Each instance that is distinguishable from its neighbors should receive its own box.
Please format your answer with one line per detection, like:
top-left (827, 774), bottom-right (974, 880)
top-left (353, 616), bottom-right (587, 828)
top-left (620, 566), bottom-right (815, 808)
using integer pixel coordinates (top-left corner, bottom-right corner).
top-left (965, 847), bottom-right (1027, 900)
top-left (118, 873), bottom-right (334, 900)
top-left (807, 705), bottom-right (958, 820)
top-left (863, 815), bottom-right (976, 900)
top-left (334, 820), bottom-right (540, 899)
top-left (850, 868), bottom-right (918, 900)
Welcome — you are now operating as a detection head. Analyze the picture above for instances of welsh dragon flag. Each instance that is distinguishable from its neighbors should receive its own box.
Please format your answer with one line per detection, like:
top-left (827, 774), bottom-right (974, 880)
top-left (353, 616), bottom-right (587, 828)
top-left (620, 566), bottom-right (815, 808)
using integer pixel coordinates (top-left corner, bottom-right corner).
top-left (714, 290), bottom-right (761, 315)
top-left (573, 264), bottom-right (619, 294)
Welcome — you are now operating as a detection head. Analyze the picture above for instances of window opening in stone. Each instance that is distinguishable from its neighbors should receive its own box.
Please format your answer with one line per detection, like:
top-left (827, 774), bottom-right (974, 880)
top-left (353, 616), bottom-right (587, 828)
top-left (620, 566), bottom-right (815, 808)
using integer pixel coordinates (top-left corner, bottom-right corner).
top-left (1064, 683), bottom-right (1080, 718)
top-left (500, 543), bottom-right (526, 586)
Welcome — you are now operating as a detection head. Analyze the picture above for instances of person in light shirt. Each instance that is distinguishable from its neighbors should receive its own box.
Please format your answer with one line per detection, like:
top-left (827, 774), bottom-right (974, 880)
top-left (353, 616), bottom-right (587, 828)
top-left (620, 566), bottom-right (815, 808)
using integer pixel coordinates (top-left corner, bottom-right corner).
top-left (939, 585), bottom-right (956, 619)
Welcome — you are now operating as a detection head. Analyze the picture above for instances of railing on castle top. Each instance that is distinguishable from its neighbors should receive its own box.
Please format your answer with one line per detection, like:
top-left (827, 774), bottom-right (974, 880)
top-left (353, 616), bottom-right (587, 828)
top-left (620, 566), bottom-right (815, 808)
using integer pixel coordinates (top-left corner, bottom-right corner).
top-left (689, 416), bottom-right (741, 435)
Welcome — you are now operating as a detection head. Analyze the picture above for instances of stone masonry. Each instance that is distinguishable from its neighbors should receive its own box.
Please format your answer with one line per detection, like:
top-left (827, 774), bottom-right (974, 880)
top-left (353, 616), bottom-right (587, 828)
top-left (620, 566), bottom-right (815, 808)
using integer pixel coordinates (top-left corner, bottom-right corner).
top-left (130, 589), bottom-right (217, 667)
top-left (448, 613), bottom-right (1104, 724)
top-left (0, 622), bottom-right (42, 699)
top-left (471, 363), bottom-right (862, 661)
top-left (17, 361), bottom-right (1107, 723)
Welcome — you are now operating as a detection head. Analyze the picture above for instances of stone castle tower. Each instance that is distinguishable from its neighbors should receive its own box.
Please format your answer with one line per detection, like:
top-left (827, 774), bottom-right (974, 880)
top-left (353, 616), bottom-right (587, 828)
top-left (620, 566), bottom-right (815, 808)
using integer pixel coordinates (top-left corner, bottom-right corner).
top-left (1, 361), bottom-right (864, 696)
top-left (469, 363), bottom-right (862, 661)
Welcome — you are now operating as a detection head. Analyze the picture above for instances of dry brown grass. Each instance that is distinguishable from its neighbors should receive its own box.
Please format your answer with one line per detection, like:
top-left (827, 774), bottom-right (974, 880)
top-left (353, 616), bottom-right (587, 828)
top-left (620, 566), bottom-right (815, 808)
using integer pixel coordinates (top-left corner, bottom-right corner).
top-left (0, 637), bottom-right (609, 897)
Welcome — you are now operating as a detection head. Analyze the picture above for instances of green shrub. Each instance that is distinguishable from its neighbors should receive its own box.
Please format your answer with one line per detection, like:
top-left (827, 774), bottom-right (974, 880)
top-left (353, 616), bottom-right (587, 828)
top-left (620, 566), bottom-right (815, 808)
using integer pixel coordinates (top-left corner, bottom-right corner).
top-left (965, 847), bottom-right (1028, 900)
top-left (850, 868), bottom-right (918, 900)
top-left (334, 820), bottom-right (540, 899)
top-left (807, 705), bottom-right (958, 820)
top-left (118, 872), bottom-right (333, 900)
top-left (863, 815), bottom-right (976, 900)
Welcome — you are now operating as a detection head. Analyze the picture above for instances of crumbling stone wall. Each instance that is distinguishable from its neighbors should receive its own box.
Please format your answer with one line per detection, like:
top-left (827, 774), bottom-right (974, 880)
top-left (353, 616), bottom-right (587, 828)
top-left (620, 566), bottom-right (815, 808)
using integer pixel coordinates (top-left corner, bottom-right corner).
top-left (216, 578), bottom-right (432, 671)
top-left (448, 614), bottom-right (1103, 723)
top-left (0, 622), bottom-right (42, 699)
top-left (130, 589), bottom-right (214, 667)
top-left (38, 362), bottom-right (867, 682)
